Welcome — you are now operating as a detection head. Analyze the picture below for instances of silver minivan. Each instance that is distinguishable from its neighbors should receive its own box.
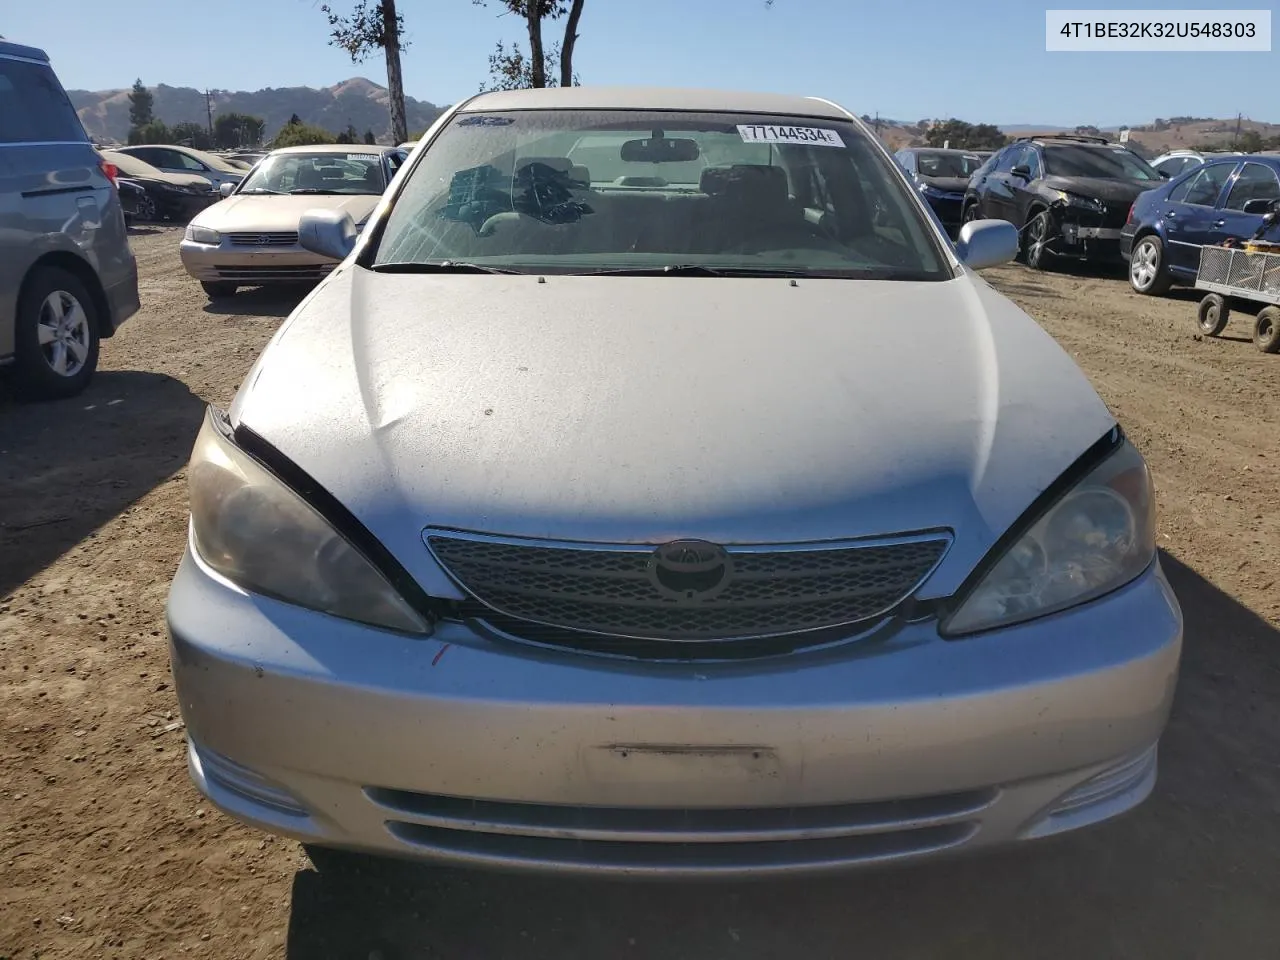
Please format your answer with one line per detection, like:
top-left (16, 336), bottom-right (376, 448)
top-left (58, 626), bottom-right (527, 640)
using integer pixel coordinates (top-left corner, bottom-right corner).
top-left (0, 39), bottom-right (140, 399)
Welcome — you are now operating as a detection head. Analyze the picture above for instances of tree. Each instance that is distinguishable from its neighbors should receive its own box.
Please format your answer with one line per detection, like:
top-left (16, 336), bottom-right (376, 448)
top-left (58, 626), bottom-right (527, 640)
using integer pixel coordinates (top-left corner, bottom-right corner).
top-left (322, 0), bottom-right (409, 144)
top-left (474, 1), bottom-right (584, 90)
top-left (213, 112), bottom-right (265, 149)
top-left (128, 120), bottom-right (171, 145)
top-left (364, 129), bottom-right (377, 144)
top-left (336, 122), bottom-right (360, 144)
top-left (170, 121), bottom-right (213, 150)
top-left (1237, 129), bottom-right (1264, 153)
top-left (271, 118), bottom-right (336, 149)
top-left (924, 118), bottom-right (1007, 150)
top-left (127, 79), bottom-right (154, 131)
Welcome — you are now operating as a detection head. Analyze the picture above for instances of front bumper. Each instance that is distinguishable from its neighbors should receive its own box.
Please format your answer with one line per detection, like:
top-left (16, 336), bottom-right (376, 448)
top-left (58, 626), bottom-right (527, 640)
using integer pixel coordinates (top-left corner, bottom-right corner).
top-left (168, 547), bottom-right (1182, 878)
top-left (180, 238), bottom-right (338, 285)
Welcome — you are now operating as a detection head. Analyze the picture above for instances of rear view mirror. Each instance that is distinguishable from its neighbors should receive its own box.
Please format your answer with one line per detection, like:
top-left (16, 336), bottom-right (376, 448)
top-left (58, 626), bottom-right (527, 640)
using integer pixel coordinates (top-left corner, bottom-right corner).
top-left (298, 208), bottom-right (358, 261)
top-left (620, 137), bottom-right (700, 163)
top-left (1242, 198), bottom-right (1279, 215)
top-left (955, 218), bottom-right (1019, 270)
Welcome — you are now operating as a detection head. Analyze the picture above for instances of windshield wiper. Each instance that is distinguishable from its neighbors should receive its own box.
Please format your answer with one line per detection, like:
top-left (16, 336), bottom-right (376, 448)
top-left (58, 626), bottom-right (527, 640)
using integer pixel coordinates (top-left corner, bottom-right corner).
top-left (579, 264), bottom-right (814, 278)
top-left (239, 187), bottom-right (283, 195)
top-left (370, 260), bottom-right (521, 275)
top-left (289, 188), bottom-right (345, 195)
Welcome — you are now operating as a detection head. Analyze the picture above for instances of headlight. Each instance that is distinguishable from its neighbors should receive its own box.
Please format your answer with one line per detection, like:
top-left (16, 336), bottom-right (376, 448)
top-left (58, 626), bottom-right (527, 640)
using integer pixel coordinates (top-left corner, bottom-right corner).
top-left (187, 408), bottom-right (430, 634)
top-left (185, 224), bottom-right (221, 245)
top-left (1055, 190), bottom-right (1105, 213)
top-left (943, 438), bottom-right (1156, 636)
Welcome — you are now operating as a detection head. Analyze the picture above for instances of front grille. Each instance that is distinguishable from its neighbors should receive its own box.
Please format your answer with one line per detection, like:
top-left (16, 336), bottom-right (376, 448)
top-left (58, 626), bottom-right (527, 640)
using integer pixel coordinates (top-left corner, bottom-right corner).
top-left (366, 785), bottom-right (991, 875)
top-left (425, 530), bottom-right (950, 642)
top-left (214, 264), bottom-right (335, 282)
top-left (226, 231), bottom-right (299, 246)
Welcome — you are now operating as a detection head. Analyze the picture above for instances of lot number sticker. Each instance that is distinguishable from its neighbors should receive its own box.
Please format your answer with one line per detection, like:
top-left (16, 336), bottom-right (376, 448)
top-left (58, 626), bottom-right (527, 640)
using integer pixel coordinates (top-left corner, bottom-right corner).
top-left (737, 124), bottom-right (845, 147)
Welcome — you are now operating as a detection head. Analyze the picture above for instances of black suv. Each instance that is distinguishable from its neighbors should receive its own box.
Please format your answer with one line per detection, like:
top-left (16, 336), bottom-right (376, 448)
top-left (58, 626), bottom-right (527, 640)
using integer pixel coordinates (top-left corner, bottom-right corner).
top-left (962, 135), bottom-right (1163, 269)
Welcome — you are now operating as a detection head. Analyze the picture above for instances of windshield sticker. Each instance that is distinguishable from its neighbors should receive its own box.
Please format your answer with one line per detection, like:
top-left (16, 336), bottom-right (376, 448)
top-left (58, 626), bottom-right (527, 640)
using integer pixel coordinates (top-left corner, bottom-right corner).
top-left (737, 124), bottom-right (844, 147)
top-left (457, 115), bottom-right (515, 127)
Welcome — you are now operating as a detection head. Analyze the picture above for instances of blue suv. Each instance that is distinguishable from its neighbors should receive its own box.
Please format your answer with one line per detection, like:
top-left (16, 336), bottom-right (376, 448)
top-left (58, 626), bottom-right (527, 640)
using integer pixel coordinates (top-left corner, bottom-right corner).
top-left (1121, 154), bottom-right (1280, 295)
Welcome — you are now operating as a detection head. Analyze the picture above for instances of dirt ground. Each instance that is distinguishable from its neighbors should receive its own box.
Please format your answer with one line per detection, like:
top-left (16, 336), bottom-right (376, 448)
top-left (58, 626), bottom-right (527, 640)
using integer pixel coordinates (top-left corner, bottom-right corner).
top-left (3, 228), bottom-right (1279, 960)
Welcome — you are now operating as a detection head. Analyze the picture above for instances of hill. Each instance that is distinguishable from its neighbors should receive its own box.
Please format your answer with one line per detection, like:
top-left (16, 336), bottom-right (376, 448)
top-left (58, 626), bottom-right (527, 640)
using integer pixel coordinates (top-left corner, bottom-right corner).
top-left (68, 78), bottom-right (445, 144)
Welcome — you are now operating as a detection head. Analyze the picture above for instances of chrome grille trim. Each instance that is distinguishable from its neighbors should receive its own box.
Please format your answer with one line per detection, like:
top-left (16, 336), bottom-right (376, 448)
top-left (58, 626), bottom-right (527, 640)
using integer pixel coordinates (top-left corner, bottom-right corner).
top-left (226, 231), bottom-right (299, 246)
top-left (424, 529), bottom-right (951, 642)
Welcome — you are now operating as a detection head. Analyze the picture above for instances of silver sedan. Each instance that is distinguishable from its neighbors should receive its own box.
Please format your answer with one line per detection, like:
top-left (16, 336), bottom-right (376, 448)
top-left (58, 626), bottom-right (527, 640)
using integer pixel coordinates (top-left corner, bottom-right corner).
top-left (167, 86), bottom-right (1182, 878)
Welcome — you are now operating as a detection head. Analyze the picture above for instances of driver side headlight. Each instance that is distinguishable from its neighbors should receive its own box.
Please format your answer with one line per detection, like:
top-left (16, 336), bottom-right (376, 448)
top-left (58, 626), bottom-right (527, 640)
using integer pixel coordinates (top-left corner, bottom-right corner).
top-left (185, 224), bottom-right (221, 245)
top-left (943, 438), bottom-right (1156, 636)
top-left (187, 408), bottom-right (430, 634)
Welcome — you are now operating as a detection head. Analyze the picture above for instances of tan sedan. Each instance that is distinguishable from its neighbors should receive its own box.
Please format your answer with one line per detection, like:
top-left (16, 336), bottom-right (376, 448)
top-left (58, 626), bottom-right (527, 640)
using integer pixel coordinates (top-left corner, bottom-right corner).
top-left (180, 144), bottom-right (407, 299)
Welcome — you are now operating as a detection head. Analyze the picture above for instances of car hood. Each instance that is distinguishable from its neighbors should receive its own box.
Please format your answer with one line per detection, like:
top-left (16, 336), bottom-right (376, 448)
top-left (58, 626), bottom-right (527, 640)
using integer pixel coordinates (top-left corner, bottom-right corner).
top-left (196, 193), bottom-right (381, 232)
top-left (1040, 176), bottom-right (1155, 203)
top-left (919, 175), bottom-right (970, 193)
top-left (230, 268), bottom-right (1116, 599)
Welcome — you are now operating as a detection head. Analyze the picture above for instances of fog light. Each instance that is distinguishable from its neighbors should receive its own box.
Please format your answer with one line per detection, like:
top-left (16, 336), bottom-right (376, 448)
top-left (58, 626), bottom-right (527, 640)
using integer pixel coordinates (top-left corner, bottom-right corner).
top-left (1021, 744), bottom-right (1158, 840)
top-left (189, 740), bottom-right (308, 817)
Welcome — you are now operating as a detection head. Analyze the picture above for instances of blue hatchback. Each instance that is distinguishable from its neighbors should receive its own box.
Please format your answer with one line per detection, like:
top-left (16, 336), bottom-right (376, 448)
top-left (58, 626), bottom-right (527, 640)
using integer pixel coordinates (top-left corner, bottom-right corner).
top-left (1121, 154), bottom-right (1280, 295)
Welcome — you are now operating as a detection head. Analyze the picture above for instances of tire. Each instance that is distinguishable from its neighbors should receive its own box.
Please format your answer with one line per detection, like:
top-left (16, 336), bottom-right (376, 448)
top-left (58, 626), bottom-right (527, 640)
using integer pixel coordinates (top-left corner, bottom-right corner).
top-left (1023, 209), bottom-right (1054, 271)
top-left (11, 266), bottom-right (100, 401)
top-left (1197, 294), bottom-right (1229, 336)
top-left (201, 281), bottom-right (238, 300)
top-left (1128, 234), bottom-right (1173, 295)
top-left (962, 200), bottom-right (982, 225)
top-left (137, 194), bottom-right (158, 223)
top-left (1255, 306), bottom-right (1280, 354)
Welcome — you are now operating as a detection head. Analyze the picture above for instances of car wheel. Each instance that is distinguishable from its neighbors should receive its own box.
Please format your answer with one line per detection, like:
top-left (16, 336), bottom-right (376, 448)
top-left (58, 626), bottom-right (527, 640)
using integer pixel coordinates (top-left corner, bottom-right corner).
top-left (201, 281), bottom-right (238, 300)
top-left (1196, 293), bottom-right (1229, 336)
top-left (1023, 210), bottom-right (1054, 271)
top-left (962, 201), bottom-right (981, 224)
top-left (137, 194), bottom-right (158, 223)
top-left (1128, 235), bottom-right (1173, 295)
top-left (12, 267), bottom-right (100, 400)
top-left (1255, 306), bottom-right (1280, 354)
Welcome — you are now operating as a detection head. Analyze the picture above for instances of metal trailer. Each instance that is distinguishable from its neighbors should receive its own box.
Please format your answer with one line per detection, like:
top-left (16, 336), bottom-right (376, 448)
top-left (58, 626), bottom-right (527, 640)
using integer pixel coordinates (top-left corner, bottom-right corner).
top-left (1193, 243), bottom-right (1280, 354)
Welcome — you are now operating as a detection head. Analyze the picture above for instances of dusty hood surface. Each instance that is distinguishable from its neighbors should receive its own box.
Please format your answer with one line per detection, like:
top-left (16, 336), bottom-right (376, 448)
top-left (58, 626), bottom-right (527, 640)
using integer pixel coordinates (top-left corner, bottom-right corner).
top-left (231, 269), bottom-right (1116, 600)
top-left (195, 193), bottom-right (381, 233)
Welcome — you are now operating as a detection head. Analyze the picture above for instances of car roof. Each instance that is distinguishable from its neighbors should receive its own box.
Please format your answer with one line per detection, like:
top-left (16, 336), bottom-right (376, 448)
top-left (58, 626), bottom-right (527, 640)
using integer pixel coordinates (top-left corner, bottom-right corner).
top-left (269, 144), bottom-right (390, 155)
top-left (904, 147), bottom-right (990, 154)
top-left (0, 39), bottom-right (50, 62)
top-left (460, 86), bottom-right (852, 120)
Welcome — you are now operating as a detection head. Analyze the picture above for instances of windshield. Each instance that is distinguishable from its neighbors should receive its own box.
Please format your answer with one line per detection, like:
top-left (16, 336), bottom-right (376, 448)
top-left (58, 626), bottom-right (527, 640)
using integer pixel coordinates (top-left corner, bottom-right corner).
top-left (101, 150), bottom-right (165, 179)
top-left (185, 148), bottom-right (246, 174)
top-left (238, 151), bottom-right (388, 195)
top-left (916, 151), bottom-right (987, 178)
top-left (1043, 145), bottom-right (1159, 181)
top-left (373, 109), bottom-right (950, 280)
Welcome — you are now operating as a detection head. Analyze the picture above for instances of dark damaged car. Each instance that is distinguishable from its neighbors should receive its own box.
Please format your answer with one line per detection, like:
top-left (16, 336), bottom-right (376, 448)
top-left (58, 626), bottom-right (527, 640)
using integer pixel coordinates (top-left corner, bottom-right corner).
top-left (962, 135), bottom-right (1163, 269)
top-left (894, 148), bottom-right (990, 236)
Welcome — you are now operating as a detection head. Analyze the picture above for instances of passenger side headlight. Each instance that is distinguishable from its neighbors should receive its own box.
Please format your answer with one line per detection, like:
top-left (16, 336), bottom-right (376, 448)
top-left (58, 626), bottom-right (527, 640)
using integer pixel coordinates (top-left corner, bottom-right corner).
top-left (187, 408), bottom-right (429, 634)
top-left (185, 224), bottom-right (221, 245)
top-left (1055, 191), bottom-right (1104, 213)
top-left (943, 439), bottom-right (1156, 636)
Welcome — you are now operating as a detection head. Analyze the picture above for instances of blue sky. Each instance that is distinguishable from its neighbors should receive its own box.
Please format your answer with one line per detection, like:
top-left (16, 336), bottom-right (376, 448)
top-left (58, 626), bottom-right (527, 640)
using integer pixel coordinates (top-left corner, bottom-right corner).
top-left (7, 0), bottom-right (1277, 126)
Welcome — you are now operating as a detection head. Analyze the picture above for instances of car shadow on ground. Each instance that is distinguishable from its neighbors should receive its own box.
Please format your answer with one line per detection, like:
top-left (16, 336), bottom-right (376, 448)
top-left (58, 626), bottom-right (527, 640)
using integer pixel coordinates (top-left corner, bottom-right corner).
top-left (282, 550), bottom-right (1280, 960)
top-left (0, 370), bottom-right (204, 597)
top-left (201, 285), bottom-right (312, 319)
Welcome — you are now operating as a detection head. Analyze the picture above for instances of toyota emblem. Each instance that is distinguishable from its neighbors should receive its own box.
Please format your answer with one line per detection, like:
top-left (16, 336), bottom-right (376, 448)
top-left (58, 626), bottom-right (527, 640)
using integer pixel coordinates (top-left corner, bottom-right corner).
top-left (647, 539), bottom-right (732, 602)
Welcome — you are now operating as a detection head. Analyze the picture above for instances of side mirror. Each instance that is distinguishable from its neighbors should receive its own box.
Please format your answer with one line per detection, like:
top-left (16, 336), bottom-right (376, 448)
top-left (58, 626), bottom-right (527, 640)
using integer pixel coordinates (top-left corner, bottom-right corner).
top-left (1158, 170), bottom-right (1171, 179)
top-left (1242, 197), bottom-right (1278, 215)
top-left (955, 218), bottom-right (1019, 270)
top-left (1010, 165), bottom-right (1032, 180)
top-left (298, 208), bottom-right (358, 261)
top-left (219, 181), bottom-right (236, 198)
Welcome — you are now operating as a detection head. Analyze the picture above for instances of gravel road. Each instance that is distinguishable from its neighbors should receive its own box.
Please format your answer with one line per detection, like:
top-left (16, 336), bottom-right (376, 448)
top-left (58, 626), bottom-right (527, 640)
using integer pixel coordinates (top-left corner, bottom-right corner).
top-left (3, 227), bottom-right (1279, 960)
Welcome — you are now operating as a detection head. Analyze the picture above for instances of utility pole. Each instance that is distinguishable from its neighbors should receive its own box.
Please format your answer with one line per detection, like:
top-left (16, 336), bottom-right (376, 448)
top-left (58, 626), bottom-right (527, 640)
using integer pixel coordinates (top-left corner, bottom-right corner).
top-left (205, 89), bottom-right (214, 139)
top-left (1233, 112), bottom-right (1242, 150)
